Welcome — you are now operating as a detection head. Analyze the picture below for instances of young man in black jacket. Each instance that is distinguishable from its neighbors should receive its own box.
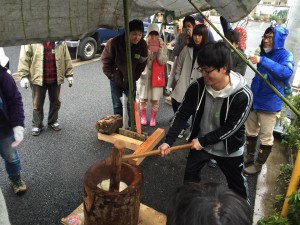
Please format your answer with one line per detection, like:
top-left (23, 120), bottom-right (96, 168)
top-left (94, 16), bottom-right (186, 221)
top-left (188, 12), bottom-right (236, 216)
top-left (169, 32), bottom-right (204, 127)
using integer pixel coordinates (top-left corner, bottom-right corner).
top-left (159, 41), bottom-right (253, 201)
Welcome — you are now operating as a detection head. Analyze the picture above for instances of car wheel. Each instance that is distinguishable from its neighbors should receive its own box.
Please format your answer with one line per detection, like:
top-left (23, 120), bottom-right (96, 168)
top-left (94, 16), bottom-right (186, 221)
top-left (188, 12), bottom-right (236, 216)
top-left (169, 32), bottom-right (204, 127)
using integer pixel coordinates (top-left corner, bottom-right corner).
top-left (78, 37), bottom-right (97, 61)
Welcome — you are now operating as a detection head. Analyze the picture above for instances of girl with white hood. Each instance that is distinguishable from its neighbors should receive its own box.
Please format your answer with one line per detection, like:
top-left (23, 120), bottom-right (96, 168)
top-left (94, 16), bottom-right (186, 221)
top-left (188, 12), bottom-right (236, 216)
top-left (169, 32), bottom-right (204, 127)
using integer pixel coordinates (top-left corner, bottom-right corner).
top-left (137, 23), bottom-right (168, 126)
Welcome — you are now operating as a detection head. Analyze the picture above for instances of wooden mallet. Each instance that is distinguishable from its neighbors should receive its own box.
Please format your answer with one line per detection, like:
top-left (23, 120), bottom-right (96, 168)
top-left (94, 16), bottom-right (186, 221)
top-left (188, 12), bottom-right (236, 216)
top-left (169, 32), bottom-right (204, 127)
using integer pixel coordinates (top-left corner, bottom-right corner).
top-left (105, 143), bottom-right (193, 166)
top-left (109, 140), bottom-right (126, 192)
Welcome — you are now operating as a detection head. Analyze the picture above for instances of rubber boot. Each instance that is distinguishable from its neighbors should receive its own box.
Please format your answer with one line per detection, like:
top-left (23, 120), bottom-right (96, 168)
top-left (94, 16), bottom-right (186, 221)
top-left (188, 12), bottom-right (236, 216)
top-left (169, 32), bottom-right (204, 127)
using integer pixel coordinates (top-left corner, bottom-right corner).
top-left (244, 145), bottom-right (272, 175)
top-left (244, 136), bottom-right (258, 164)
top-left (150, 109), bottom-right (157, 127)
top-left (140, 108), bottom-right (147, 125)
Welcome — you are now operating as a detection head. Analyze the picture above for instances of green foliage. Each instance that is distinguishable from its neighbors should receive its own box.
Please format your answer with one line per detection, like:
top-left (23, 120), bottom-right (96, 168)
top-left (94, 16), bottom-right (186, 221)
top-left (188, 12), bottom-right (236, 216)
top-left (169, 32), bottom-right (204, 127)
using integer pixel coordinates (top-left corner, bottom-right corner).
top-left (259, 164), bottom-right (299, 225)
top-left (269, 14), bottom-right (280, 22)
top-left (288, 189), bottom-right (300, 225)
top-left (253, 15), bottom-right (261, 21)
top-left (281, 125), bottom-right (300, 152)
top-left (277, 10), bottom-right (288, 18)
top-left (281, 94), bottom-right (300, 156)
top-left (262, 93), bottom-right (300, 225)
top-left (287, 94), bottom-right (300, 116)
top-left (270, 10), bottom-right (288, 23)
top-left (274, 194), bottom-right (285, 212)
top-left (281, 17), bottom-right (287, 24)
top-left (259, 188), bottom-right (300, 225)
top-left (277, 164), bottom-right (294, 187)
top-left (257, 211), bottom-right (290, 225)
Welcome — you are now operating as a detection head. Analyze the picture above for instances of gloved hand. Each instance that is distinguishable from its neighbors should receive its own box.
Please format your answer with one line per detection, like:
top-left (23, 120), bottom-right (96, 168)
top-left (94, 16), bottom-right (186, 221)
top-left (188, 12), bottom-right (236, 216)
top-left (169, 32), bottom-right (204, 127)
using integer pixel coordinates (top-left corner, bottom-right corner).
top-left (11, 126), bottom-right (25, 148)
top-left (20, 78), bottom-right (29, 89)
top-left (67, 77), bottom-right (73, 87)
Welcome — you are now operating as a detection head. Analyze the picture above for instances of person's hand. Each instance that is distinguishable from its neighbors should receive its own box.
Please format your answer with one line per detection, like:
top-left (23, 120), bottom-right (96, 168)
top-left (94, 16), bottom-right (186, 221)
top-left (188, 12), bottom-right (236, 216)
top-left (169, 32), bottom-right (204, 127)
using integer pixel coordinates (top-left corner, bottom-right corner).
top-left (191, 138), bottom-right (203, 151)
top-left (248, 55), bottom-right (260, 64)
top-left (67, 77), bottom-right (73, 87)
top-left (159, 40), bottom-right (165, 48)
top-left (11, 126), bottom-right (24, 148)
top-left (20, 78), bottom-right (29, 89)
top-left (186, 29), bottom-right (193, 37)
top-left (159, 143), bottom-right (171, 157)
top-left (182, 35), bottom-right (190, 45)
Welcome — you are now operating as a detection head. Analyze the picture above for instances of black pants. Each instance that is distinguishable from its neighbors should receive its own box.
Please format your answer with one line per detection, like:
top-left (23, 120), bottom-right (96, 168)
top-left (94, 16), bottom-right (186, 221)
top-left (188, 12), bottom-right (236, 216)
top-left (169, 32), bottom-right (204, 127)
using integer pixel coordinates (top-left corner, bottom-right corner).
top-left (184, 149), bottom-right (249, 200)
top-left (171, 97), bottom-right (180, 114)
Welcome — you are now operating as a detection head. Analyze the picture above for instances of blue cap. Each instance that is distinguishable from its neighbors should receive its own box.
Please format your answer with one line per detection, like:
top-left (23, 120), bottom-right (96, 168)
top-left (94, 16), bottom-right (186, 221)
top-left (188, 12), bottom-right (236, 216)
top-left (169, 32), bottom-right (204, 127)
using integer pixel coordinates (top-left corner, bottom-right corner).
top-left (192, 13), bottom-right (205, 24)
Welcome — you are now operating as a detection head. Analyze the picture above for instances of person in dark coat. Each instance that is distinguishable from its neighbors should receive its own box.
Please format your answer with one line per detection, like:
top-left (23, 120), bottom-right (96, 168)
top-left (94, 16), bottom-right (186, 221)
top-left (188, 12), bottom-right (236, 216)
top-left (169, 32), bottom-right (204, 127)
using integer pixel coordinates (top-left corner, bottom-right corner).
top-left (101, 19), bottom-right (148, 124)
top-left (0, 65), bottom-right (26, 195)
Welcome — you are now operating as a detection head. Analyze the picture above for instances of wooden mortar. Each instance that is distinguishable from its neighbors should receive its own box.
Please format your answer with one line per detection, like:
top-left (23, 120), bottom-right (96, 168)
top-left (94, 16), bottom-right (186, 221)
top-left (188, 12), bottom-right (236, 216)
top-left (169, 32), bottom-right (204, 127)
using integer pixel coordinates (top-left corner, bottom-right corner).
top-left (83, 141), bottom-right (143, 225)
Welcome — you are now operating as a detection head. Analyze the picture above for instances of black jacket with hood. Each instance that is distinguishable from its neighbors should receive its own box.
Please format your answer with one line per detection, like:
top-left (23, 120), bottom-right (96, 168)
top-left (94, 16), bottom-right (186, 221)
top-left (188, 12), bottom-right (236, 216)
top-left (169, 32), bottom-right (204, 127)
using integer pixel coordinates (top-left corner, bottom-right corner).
top-left (165, 72), bottom-right (253, 155)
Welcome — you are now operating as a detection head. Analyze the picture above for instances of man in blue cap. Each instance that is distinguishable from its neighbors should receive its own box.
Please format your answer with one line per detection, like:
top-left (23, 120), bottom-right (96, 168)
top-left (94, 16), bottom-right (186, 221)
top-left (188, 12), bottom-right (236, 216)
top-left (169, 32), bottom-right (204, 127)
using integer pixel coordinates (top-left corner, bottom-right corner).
top-left (192, 13), bottom-right (214, 41)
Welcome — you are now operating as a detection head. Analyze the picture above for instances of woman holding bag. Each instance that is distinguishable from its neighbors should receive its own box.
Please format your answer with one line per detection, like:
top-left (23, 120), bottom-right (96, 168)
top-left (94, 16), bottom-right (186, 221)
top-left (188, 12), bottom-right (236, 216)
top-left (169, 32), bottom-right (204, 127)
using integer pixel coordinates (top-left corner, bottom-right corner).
top-left (137, 23), bottom-right (168, 126)
top-left (170, 24), bottom-right (209, 137)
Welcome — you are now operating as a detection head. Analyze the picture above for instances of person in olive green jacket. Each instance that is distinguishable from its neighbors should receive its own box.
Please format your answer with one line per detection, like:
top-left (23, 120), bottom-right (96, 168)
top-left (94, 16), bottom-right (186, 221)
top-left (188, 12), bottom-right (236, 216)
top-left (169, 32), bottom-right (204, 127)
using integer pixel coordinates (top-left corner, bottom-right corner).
top-left (18, 41), bottom-right (73, 136)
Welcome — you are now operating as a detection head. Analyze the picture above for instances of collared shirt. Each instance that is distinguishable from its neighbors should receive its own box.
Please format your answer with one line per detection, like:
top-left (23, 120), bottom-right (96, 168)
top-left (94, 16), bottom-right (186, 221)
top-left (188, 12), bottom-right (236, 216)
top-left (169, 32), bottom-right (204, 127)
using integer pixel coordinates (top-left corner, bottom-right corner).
top-left (43, 42), bottom-right (57, 84)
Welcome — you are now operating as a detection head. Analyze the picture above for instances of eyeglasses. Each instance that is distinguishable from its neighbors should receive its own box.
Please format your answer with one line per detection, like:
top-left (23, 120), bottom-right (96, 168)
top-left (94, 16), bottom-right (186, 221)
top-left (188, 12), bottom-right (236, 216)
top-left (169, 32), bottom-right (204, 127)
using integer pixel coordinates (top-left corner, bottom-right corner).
top-left (262, 35), bottom-right (273, 41)
top-left (197, 67), bottom-right (217, 74)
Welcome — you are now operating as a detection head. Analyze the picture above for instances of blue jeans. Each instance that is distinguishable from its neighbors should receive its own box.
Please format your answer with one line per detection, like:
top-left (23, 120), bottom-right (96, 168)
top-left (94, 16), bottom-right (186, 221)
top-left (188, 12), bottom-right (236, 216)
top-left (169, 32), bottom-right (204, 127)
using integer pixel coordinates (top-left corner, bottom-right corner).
top-left (0, 135), bottom-right (21, 177)
top-left (110, 80), bottom-right (136, 123)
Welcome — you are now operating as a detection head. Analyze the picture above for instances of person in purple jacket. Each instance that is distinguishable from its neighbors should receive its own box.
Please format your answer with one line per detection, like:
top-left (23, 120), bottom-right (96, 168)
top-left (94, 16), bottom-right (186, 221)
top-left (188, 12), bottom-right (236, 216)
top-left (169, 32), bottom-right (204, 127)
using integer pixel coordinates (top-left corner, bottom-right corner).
top-left (0, 65), bottom-right (27, 195)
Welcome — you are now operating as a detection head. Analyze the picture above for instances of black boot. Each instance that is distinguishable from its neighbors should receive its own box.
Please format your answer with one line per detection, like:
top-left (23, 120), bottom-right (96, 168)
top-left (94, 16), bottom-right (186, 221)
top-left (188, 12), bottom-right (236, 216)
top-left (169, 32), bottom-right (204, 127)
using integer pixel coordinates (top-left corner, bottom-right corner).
top-left (244, 145), bottom-right (272, 175)
top-left (244, 136), bottom-right (258, 164)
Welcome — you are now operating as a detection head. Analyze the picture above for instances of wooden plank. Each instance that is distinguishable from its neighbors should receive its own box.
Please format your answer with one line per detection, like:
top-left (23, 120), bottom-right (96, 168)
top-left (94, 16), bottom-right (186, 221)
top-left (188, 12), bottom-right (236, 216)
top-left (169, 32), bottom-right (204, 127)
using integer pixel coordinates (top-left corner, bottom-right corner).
top-left (119, 128), bottom-right (148, 141)
top-left (98, 133), bottom-right (143, 150)
top-left (61, 203), bottom-right (166, 225)
top-left (129, 128), bottom-right (165, 165)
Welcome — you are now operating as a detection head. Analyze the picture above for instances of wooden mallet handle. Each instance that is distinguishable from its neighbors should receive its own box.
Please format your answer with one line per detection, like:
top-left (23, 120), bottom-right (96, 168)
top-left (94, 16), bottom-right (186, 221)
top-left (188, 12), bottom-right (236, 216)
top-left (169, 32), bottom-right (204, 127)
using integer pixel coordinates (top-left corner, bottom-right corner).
top-left (109, 140), bottom-right (125, 192)
top-left (105, 143), bottom-right (192, 165)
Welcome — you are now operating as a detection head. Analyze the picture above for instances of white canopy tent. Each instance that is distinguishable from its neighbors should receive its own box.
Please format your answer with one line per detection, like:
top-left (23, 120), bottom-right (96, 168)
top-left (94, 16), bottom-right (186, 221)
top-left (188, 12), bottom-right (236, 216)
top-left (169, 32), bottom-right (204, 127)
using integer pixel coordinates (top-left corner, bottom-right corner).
top-left (0, 0), bottom-right (260, 46)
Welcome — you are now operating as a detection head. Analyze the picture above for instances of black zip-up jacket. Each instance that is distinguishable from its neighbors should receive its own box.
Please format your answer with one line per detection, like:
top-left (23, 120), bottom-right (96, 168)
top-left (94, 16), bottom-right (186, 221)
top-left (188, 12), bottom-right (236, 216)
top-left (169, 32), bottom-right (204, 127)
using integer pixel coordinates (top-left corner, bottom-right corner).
top-left (165, 77), bottom-right (253, 155)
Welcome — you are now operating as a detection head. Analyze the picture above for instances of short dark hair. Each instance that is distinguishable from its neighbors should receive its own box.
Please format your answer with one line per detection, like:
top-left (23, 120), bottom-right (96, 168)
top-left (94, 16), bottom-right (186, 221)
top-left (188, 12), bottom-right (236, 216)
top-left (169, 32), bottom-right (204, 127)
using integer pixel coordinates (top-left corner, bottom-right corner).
top-left (183, 16), bottom-right (196, 27)
top-left (264, 26), bottom-right (274, 35)
top-left (129, 19), bottom-right (144, 33)
top-left (188, 24), bottom-right (209, 48)
top-left (226, 30), bottom-right (241, 45)
top-left (197, 41), bottom-right (232, 74)
top-left (166, 182), bottom-right (252, 225)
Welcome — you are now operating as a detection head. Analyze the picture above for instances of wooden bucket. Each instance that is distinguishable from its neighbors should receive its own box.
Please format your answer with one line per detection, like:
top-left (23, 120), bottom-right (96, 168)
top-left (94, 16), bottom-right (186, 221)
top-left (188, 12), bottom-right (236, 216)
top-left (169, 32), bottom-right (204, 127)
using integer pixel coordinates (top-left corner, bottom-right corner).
top-left (83, 160), bottom-right (143, 225)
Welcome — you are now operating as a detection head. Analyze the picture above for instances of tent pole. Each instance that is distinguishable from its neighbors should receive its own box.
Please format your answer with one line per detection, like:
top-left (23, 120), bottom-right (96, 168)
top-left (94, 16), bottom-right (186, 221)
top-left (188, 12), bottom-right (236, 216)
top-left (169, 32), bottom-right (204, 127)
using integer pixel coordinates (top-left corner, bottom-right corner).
top-left (188, 0), bottom-right (300, 117)
top-left (123, 0), bottom-right (135, 131)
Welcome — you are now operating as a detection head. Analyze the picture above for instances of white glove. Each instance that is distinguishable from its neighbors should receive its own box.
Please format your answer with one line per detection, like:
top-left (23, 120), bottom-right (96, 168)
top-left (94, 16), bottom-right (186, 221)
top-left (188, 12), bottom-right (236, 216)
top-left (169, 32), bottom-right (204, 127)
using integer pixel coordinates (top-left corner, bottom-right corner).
top-left (67, 77), bottom-right (73, 87)
top-left (11, 126), bottom-right (25, 148)
top-left (20, 78), bottom-right (29, 89)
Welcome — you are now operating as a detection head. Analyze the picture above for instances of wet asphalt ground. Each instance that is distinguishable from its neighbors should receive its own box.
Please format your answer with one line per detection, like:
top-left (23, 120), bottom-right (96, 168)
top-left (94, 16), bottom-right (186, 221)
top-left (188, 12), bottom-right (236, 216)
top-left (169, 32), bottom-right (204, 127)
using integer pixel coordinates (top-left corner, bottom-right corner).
top-left (0, 59), bottom-right (257, 225)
